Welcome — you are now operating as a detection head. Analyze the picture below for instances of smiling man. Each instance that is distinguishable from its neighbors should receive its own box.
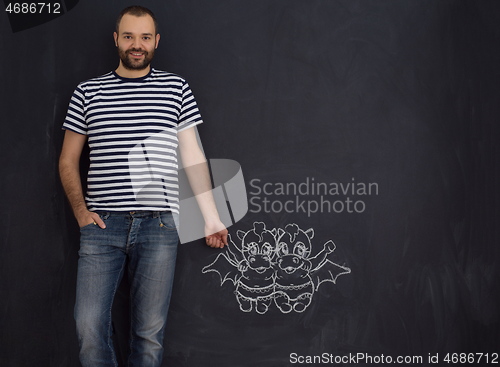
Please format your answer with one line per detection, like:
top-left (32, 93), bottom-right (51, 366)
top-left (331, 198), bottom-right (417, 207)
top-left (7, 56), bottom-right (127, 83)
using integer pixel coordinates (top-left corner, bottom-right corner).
top-left (59, 5), bottom-right (227, 367)
top-left (114, 9), bottom-right (158, 73)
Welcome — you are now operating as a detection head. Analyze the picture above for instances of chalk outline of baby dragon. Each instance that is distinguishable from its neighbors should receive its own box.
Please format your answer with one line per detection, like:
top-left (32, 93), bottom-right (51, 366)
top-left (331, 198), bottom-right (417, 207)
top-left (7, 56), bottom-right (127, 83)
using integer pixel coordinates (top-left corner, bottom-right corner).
top-left (202, 222), bottom-right (351, 314)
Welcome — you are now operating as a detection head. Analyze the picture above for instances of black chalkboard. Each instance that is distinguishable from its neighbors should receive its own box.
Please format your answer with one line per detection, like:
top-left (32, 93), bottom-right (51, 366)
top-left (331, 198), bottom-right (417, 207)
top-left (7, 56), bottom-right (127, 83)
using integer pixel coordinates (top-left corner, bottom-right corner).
top-left (0, 1), bottom-right (499, 366)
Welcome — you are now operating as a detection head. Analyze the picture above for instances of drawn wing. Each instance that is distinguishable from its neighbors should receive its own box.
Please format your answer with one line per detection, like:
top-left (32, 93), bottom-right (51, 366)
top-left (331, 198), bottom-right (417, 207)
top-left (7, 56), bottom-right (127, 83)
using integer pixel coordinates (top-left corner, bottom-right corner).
top-left (225, 233), bottom-right (245, 264)
top-left (202, 252), bottom-right (241, 285)
top-left (310, 259), bottom-right (351, 291)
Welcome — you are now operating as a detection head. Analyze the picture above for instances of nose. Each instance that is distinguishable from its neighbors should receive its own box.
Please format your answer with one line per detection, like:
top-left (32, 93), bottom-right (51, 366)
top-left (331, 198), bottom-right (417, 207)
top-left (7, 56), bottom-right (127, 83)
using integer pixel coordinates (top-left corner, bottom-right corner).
top-left (132, 38), bottom-right (141, 49)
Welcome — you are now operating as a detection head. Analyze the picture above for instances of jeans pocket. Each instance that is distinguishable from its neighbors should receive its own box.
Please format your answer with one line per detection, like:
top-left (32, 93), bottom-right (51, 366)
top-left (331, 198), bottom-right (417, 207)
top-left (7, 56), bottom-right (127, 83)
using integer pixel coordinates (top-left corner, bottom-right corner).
top-left (79, 221), bottom-right (97, 230)
top-left (79, 213), bottom-right (107, 230)
top-left (159, 212), bottom-right (178, 231)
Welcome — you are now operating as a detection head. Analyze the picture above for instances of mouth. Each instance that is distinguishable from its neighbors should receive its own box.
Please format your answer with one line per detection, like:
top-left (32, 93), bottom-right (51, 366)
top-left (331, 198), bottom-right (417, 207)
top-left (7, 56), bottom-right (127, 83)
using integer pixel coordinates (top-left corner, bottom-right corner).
top-left (128, 51), bottom-right (145, 59)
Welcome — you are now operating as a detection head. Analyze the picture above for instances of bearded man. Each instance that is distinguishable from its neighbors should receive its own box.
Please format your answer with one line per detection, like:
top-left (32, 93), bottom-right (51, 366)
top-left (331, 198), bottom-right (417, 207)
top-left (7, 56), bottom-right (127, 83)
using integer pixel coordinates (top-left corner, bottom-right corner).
top-left (59, 6), bottom-right (227, 367)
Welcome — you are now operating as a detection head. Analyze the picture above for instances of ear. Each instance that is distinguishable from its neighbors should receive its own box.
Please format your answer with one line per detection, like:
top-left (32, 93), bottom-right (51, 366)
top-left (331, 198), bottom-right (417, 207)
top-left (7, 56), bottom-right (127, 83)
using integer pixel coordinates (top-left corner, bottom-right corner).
top-left (237, 230), bottom-right (245, 240)
top-left (113, 31), bottom-right (118, 47)
top-left (305, 228), bottom-right (314, 239)
top-left (155, 33), bottom-right (160, 49)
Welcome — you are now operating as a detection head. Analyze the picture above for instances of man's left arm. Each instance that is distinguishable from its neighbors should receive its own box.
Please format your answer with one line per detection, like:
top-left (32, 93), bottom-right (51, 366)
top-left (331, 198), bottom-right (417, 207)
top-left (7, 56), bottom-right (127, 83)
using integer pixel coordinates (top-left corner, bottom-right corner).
top-left (178, 126), bottom-right (228, 248)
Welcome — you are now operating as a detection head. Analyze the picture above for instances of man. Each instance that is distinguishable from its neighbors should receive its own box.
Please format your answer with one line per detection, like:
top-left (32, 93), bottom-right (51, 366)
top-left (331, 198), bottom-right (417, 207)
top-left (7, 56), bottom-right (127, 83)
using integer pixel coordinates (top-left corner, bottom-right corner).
top-left (59, 6), bottom-right (227, 367)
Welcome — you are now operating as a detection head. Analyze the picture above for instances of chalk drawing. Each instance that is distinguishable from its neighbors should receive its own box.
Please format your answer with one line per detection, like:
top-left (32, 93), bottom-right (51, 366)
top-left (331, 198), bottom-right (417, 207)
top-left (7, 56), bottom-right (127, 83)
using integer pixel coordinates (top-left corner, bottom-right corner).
top-left (202, 222), bottom-right (351, 314)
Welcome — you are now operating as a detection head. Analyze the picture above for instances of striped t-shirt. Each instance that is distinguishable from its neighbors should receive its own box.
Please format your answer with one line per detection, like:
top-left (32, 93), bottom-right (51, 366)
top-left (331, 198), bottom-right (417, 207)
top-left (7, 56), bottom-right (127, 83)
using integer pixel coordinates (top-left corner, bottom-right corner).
top-left (62, 68), bottom-right (203, 213)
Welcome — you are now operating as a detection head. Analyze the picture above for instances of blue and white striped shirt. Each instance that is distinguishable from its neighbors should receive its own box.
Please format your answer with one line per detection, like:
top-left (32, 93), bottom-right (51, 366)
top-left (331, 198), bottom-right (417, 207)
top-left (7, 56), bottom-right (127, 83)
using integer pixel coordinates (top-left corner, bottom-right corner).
top-left (63, 68), bottom-right (203, 213)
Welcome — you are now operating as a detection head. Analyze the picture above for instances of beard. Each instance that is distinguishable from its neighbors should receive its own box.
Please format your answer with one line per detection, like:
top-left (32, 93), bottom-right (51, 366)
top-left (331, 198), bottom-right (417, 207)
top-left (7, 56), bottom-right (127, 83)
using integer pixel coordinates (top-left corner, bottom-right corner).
top-left (117, 46), bottom-right (154, 71)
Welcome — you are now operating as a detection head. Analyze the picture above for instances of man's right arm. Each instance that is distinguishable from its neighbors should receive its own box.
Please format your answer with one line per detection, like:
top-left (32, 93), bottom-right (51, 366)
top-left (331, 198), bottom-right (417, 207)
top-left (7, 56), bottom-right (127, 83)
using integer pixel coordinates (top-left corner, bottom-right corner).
top-left (59, 130), bottom-right (105, 228)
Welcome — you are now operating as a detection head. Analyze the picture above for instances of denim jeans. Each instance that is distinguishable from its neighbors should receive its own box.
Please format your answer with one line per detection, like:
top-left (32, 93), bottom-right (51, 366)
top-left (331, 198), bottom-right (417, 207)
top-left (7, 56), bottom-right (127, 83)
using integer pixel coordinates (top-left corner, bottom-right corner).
top-left (74, 211), bottom-right (179, 367)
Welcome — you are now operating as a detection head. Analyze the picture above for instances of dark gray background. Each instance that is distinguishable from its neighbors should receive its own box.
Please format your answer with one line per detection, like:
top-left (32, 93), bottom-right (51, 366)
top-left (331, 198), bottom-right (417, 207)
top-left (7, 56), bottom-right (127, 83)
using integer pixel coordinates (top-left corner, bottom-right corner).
top-left (0, 1), bottom-right (498, 366)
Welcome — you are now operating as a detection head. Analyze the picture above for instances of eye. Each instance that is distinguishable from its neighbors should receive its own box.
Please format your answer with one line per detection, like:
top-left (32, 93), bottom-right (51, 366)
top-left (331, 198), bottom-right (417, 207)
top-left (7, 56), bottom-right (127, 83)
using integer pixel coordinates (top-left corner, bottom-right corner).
top-left (294, 242), bottom-right (308, 257)
top-left (262, 242), bottom-right (272, 255)
top-left (279, 243), bottom-right (288, 256)
top-left (247, 243), bottom-right (258, 255)
top-left (143, 37), bottom-right (151, 40)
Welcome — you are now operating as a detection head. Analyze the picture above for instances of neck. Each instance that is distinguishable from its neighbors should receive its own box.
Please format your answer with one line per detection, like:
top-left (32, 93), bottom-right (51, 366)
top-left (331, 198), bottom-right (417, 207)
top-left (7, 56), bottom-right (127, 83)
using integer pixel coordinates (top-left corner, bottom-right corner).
top-left (115, 62), bottom-right (151, 79)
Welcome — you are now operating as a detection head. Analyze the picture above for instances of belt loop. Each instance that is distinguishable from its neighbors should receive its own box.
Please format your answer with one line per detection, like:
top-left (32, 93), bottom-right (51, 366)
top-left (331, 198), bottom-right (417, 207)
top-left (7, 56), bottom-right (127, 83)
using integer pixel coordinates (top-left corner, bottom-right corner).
top-left (153, 211), bottom-right (160, 218)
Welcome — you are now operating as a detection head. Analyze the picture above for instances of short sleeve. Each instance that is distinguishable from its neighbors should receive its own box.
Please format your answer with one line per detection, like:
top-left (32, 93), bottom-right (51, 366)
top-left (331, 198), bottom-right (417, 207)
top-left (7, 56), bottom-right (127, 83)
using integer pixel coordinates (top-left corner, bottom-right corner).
top-left (177, 80), bottom-right (203, 131)
top-left (62, 85), bottom-right (88, 135)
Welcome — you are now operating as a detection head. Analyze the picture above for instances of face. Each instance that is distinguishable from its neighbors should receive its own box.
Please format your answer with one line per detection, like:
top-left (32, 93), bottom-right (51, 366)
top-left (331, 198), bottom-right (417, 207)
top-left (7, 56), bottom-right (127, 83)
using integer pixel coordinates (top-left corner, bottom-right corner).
top-left (114, 14), bottom-right (160, 71)
top-left (241, 230), bottom-right (276, 272)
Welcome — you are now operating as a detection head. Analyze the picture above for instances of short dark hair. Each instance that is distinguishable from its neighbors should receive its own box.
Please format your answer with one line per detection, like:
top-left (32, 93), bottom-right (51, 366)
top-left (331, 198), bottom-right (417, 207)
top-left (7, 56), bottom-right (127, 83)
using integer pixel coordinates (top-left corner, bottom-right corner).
top-left (116, 5), bottom-right (158, 34)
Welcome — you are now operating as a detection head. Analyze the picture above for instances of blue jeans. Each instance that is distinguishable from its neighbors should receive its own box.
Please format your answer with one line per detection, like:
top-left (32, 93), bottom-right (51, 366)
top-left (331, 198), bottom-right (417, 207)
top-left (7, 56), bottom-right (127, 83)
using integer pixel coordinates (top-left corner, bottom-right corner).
top-left (74, 211), bottom-right (179, 367)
